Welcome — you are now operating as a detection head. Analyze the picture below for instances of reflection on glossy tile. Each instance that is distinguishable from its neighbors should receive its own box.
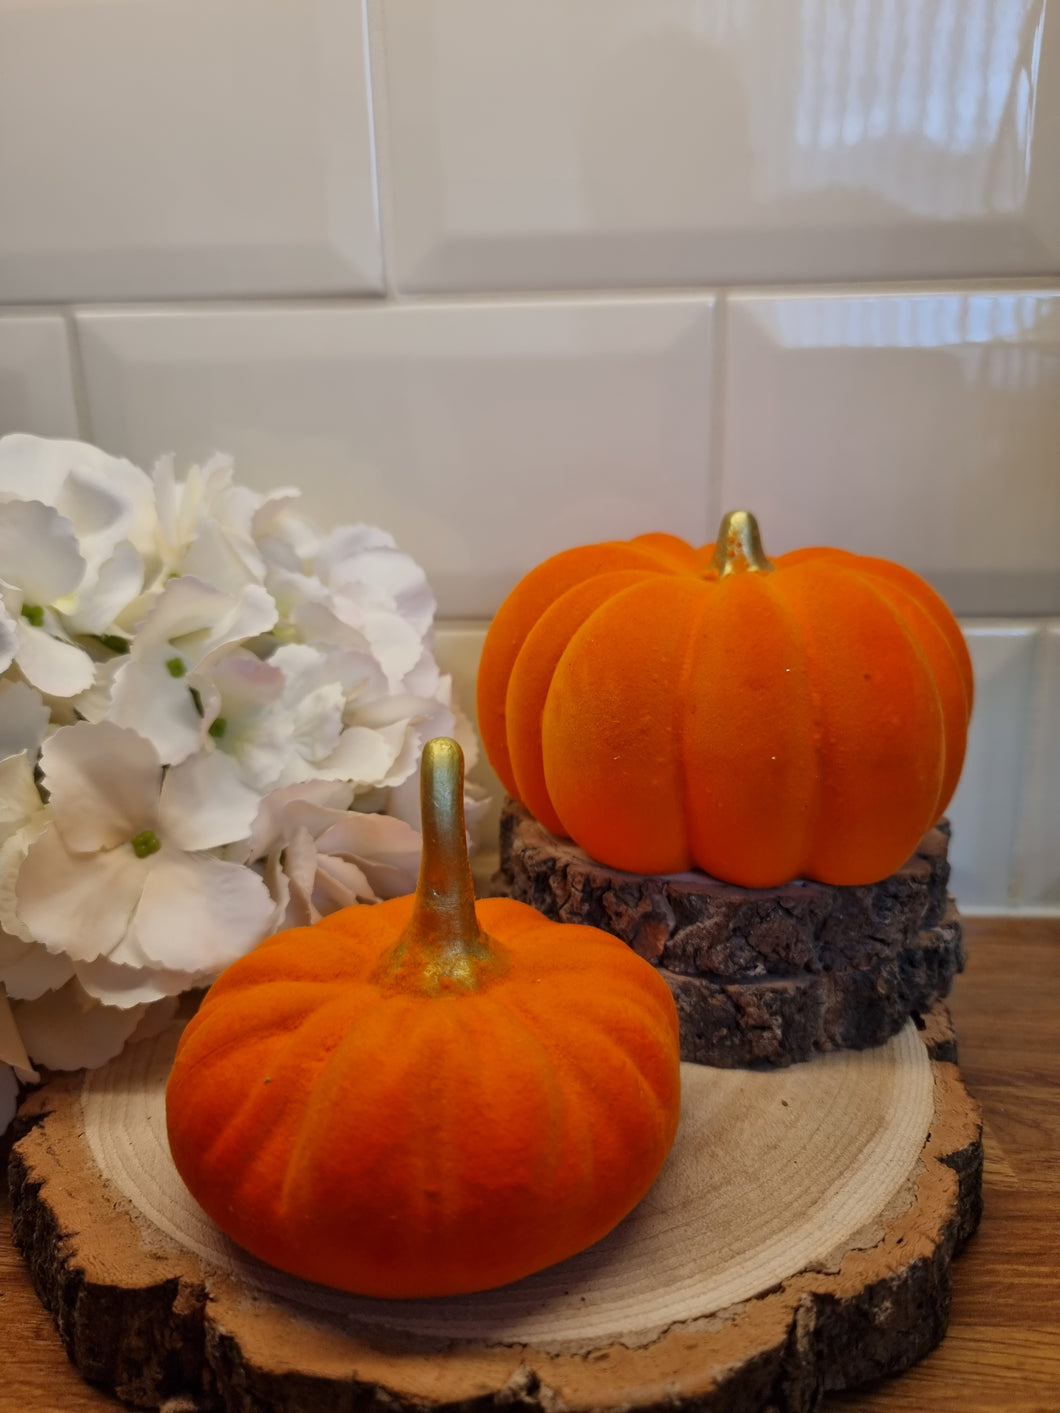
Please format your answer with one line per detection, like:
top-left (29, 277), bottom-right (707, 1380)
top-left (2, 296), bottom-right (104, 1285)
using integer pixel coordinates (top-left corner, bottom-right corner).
top-left (947, 624), bottom-right (1037, 911)
top-left (724, 289), bottom-right (1060, 616)
top-left (0, 0), bottom-right (382, 301)
top-left (76, 298), bottom-right (715, 616)
top-left (0, 315), bottom-right (80, 439)
top-left (1012, 624), bottom-right (1060, 906)
top-left (380, 0), bottom-right (1060, 291)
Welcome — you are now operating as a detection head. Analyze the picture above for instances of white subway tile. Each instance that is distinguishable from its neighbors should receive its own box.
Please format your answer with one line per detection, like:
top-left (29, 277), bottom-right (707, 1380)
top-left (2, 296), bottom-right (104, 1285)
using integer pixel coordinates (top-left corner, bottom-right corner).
top-left (77, 298), bottom-right (716, 616)
top-left (0, 0), bottom-right (382, 302)
top-left (947, 623), bottom-right (1038, 911)
top-left (1012, 624), bottom-right (1060, 908)
top-left (723, 289), bottom-right (1060, 617)
top-left (379, 0), bottom-right (1060, 292)
top-left (0, 314), bottom-right (80, 438)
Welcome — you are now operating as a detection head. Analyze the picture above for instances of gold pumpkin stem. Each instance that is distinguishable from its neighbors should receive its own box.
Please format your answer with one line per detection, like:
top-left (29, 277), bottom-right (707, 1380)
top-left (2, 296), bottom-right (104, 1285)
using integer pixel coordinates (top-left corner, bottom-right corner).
top-left (374, 738), bottom-right (508, 995)
top-left (708, 510), bottom-right (774, 578)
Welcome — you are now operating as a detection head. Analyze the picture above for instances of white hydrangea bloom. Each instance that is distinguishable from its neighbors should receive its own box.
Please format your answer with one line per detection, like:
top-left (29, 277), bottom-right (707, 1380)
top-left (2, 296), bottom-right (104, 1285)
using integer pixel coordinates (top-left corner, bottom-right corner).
top-left (15, 723), bottom-right (275, 1006)
top-left (0, 436), bottom-right (491, 1130)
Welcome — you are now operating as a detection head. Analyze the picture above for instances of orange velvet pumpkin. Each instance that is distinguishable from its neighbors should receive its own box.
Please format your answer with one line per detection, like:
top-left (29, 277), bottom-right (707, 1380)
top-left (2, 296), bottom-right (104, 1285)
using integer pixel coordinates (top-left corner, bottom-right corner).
top-left (165, 738), bottom-right (680, 1299)
top-left (477, 511), bottom-right (974, 888)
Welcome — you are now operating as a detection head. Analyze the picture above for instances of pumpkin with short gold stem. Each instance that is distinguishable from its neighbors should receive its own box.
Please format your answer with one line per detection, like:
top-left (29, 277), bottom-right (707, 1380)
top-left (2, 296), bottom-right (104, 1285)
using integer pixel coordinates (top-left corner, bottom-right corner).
top-left (165, 738), bottom-right (681, 1298)
top-left (477, 510), bottom-right (973, 888)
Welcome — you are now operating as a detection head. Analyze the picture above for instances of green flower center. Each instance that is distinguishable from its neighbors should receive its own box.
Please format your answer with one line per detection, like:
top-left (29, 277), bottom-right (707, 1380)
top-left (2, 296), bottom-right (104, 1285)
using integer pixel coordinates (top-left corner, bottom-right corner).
top-left (21, 604), bottom-right (45, 627)
top-left (131, 829), bottom-right (162, 859)
top-left (208, 716), bottom-right (228, 739)
top-left (166, 656), bottom-right (186, 678)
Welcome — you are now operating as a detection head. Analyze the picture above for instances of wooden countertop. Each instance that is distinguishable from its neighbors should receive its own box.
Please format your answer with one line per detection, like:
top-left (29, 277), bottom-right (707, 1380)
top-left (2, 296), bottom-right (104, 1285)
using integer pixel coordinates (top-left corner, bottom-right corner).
top-left (2, 916), bottom-right (1057, 1413)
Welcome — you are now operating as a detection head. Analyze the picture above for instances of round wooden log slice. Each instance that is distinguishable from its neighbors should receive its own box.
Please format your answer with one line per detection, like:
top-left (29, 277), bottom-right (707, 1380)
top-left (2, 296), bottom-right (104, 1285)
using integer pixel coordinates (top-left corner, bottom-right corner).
top-left (497, 798), bottom-right (964, 1067)
top-left (9, 1008), bottom-right (980, 1413)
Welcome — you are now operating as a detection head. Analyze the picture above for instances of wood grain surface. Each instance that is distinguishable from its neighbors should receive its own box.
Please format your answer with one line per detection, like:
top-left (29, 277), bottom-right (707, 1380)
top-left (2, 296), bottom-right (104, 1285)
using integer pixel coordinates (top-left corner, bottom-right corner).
top-left (1, 916), bottom-right (1057, 1413)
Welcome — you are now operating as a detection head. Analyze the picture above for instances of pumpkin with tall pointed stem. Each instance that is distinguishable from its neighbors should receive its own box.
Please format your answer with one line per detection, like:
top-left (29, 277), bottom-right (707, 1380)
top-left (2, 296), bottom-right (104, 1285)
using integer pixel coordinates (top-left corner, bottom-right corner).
top-left (165, 738), bottom-right (681, 1297)
top-left (477, 511), bottom-right (973, 887)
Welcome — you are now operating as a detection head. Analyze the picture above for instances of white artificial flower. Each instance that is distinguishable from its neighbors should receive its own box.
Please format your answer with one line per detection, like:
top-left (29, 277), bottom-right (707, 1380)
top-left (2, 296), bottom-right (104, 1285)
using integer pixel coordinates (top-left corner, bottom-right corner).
top-left (0, 680), bottom-right (50, 759)
top-left (0, 435), bottom-right (155, 691)
top-left (255, 501), bottom-right (435, 690)
top-left (12, 981), bottom-right (178, 1071)
top-left (189, 643), bottom-right (443, 799)
top-left (15, 722), bottom-right (274, 1006)
top-left (149, 453), bottom-right (298, 597)
top-left (245, 780), bottom-right (421, 929)
top-left (105, 574), bottom-right (278, 764)
top-left (0, 750), bottom-right (73, 1001)
top-left (0, 982), bottom-right (38, 1083)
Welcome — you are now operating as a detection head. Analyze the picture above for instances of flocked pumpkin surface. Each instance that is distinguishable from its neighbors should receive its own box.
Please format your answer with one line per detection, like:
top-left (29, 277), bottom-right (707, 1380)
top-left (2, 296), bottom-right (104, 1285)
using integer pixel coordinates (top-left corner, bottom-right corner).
top-left (477, 512), bottom-right (973, 888)
top-left (166, 740), bottom-right (681, 1298)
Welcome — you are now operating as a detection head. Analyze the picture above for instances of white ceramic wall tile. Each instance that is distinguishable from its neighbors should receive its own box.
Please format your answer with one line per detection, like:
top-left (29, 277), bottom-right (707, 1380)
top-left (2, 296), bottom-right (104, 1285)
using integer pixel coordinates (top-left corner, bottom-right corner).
top-left (1012, 623), bottom-right (1060, 908)
top-left (947, 623), bottom-right (1038, 911)
top-left (0, 314), bottom-right (80, 439)
top-left (77, 298), bottom-right (715, 615)
top-left (723, 289), bottom-right (1060, 617)
top-left (0, 0), bottom-right (382, 303)
top-left (379, 0), bottom-right (1060, 293)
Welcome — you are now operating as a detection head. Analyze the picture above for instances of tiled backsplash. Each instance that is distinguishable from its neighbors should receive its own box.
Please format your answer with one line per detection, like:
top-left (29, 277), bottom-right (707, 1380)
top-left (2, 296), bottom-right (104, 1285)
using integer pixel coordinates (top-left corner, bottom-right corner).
top-left (1, 0), bottom-right (1057, 912)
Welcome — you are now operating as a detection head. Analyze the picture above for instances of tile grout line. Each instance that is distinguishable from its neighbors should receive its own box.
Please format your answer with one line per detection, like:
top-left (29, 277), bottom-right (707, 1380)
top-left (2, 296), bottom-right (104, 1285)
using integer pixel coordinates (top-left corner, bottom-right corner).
top-left (60, 307), bottom-right (95, 445)
top-left (2, 278), bottom-right (1060, 319)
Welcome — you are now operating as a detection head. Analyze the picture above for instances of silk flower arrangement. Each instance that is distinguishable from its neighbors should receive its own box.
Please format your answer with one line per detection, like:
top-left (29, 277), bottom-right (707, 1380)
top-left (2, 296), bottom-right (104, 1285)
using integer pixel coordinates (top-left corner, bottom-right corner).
top-left (0, 434), bottom-right (480, 1134)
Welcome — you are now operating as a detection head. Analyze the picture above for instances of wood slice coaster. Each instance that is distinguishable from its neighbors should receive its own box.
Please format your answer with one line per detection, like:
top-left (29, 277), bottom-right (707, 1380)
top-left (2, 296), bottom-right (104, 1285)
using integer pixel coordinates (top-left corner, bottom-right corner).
top-left (497, 799), bottom-right (964, 1067)
top-left (9, 1007), bottom-right (981, 1413)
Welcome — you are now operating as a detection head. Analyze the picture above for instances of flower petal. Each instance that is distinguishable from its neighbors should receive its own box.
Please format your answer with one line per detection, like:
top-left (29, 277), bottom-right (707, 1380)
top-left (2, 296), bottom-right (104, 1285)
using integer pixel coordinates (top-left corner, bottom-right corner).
top-left (62, 539), bottom-right (144, 634)
top-left (160, 749), bottom-right (262, 852)
top-left (312, 810), bottom-right (422, 899)
top-left (13, 979), bottom-right (149, 1070)
top-left (17, 824), bottom-right (145, 961)
top-left (0, 681), bottom-right (50, 760)
top-left (133, 847), bottom-right (274, 972)
top-left (40, 721), bottom-right (160, 849)
top-left (128, 575), bottom-right (230, 654)
top-left (127, 995), bottom-right (181, 1046)
top-left (306, 722), bottom-right (411, 789)
top-left (281, 826), bottom-right (319, 926)
top-left (312, 853), bottom-right (377, 912)
top-left (0, 436), bottom-right (154, 550)
top-left (0, 941), bottom-right (75, 1000)
top-left (54, 462), bottom-right (136, 553)
top-left (244, 779), bottom-right (354, 861)
top-left (0, 751), bottom-right (45, 836)
top-left (0, 600), bottom-right (16, 674)
top-left (0, 498), bottom-right (85, 603)
top-left (132, 576), bottom-right (276, 663)
top-left (74, 953), bottom-right (199, 1009)
top-left (0, 986), bottom-right (38, 1081)
top-left (15, 620), bottom-right (96, 697)
top-left (317, 530), bottom-right (436, 636)
top-left (106, 656), bottom-right (204, 765)
top-left (291, 598), bottom-right (373, 656)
